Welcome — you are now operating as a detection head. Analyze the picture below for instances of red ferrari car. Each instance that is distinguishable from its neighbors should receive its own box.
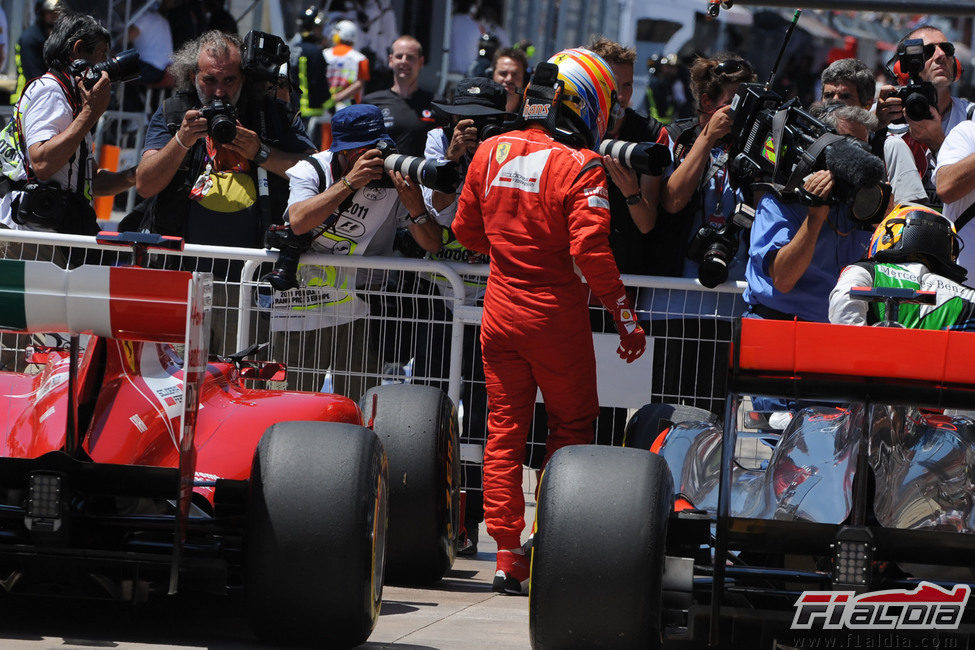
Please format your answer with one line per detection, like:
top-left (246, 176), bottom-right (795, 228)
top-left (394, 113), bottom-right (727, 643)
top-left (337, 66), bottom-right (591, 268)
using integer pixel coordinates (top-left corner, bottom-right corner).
top-left (0, 233), bottom-right (459, 648)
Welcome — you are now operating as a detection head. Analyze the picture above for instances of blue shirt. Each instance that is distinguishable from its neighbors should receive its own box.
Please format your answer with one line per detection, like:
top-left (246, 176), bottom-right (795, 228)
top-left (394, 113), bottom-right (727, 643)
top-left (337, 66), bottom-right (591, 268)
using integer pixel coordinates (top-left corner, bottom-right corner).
top-left (743, 193), bottom-right (871, 323)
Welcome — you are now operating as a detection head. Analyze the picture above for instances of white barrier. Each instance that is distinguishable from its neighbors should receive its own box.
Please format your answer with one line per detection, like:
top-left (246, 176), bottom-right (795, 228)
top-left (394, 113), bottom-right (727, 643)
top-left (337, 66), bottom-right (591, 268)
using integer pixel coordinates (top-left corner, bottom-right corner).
top-left (0, 230), bottom-right (747, 479)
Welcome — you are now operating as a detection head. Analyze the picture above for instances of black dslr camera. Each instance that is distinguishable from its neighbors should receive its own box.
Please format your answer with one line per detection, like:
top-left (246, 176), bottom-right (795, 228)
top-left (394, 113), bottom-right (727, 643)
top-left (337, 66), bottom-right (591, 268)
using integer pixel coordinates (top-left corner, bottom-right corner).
top-left (201, 99), bottom-right (238, 144)
top-left (263, 224), bottom-right (314, 291)
top-left (373, 140), bottom-right (461, 193)
top-left (69, 48), bottom-right (141, 89)
top-left (686, 205), bottom-right (755, 288)
top-left (242, 30), bottom-right (291, 83)
top-left (892, 38), bottom-right (938, 122)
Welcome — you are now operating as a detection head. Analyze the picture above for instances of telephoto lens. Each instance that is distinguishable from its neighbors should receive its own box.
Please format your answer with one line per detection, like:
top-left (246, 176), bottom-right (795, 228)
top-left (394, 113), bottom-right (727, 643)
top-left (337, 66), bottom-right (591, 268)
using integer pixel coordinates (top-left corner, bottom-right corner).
top-left (598, 139), bottom-right (672, 176)
top-left (383, 154), bottom-right (460, 194)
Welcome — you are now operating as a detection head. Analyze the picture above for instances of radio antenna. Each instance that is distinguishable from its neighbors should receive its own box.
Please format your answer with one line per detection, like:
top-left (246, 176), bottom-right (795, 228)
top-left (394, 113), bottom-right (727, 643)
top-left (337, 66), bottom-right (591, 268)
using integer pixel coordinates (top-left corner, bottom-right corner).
top-left (766, 9), bottom-right (802, 90)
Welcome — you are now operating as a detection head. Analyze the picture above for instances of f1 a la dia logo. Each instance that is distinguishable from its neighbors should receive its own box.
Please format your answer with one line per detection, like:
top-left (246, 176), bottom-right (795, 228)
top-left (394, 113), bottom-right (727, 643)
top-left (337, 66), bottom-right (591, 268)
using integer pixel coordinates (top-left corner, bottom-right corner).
top-left (792, 582), bottom-right (970, 631)
top-left (495, 142), bottom-right (511, 164)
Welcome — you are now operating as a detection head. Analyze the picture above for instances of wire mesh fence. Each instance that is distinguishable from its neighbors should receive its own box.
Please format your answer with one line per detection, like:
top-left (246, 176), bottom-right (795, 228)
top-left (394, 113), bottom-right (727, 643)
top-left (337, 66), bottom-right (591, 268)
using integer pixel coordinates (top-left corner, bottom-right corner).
top-left (0, 231), bottom-right (748, 488)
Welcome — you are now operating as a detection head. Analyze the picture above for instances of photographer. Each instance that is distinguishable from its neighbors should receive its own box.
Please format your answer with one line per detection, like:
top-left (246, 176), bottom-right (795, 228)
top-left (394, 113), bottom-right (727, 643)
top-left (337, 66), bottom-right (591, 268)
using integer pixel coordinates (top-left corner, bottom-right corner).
top-left (268, 104), bottom-right (440, 397)
top-left (658, 54), bottom-right (755, 279)
top-left (1, 13), bottom-right (135, 243)
top-left (453, 49), bottom-right (645, 594)
top-left (876, 27), bottom-right (973, 208)
top-left (135, 30), bottom-right (315, 249)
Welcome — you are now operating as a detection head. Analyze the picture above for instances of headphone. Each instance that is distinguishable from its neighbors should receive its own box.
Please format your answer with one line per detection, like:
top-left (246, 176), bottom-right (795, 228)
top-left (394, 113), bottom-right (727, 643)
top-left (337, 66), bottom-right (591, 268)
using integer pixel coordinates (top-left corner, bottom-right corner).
top-left (888, 35), bottom-right (962, 84)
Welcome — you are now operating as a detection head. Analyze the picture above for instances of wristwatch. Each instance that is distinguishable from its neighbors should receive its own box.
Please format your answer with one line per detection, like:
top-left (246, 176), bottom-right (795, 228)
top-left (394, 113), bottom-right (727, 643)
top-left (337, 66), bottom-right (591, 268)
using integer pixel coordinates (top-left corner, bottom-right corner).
top-left (624, 192), bottom-right (642, 206)
top-left (254, 142), bottom-right (270, 165)
top-left (410, 212), bottom-right (430, 225)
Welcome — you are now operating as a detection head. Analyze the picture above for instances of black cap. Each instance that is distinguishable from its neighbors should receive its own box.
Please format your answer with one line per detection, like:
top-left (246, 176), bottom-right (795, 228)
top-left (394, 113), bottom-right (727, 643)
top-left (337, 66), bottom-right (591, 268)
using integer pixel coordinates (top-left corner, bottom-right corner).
top-left (432, 77), bottom-right (510, 117)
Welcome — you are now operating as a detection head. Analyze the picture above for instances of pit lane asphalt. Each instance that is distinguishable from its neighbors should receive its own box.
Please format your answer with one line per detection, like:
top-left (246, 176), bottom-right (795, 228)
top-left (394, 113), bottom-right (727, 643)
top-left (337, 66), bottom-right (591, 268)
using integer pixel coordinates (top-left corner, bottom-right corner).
top-left (0, 474), bottom-right (537, 650)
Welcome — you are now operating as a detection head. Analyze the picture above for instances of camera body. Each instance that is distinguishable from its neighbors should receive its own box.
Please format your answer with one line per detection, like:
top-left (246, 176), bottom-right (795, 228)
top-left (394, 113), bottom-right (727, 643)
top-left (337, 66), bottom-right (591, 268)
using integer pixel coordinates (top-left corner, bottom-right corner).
top-left (242, 30), bottom-right (291, 84)
top-left (263, 224), bottom-right (314, 291)
top-left (201, 99), bottom-right (239, 144)
top-left (892, 38), bottom-right (938, 122)
top-left (69, 48), bottom-right (141, 89)
top-left (373, 140), bottom-right (461, 194)
top-left (686, 205), bottom-right (754, 288)
top-left (12, 181), bottom-right (68, 230)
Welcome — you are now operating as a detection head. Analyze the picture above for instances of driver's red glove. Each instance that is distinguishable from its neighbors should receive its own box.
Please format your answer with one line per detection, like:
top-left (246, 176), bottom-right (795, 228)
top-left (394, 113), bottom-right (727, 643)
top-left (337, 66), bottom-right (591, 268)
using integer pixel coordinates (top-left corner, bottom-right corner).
top-left (608, 292), bottom-right (646, 363)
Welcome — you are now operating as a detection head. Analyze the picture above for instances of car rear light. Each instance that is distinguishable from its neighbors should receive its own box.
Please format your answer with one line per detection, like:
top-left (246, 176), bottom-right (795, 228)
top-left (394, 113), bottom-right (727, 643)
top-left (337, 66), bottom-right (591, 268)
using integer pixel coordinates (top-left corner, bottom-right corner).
top-left (831, 526), bottom-right (873, 589)
top-left (25, 472), bottom-right (63, 532)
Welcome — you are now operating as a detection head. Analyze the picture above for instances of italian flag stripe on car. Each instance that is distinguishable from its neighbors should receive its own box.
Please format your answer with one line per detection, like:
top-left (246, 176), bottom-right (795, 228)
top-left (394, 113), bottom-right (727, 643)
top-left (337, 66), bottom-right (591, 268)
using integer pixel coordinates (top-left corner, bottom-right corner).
top-left (0, 259), bottom-right (192, 341)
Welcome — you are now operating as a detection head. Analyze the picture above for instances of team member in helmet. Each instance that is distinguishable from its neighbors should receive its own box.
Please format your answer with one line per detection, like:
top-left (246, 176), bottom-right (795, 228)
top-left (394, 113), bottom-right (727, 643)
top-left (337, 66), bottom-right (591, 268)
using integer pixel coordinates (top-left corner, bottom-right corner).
top-left (829, 204), bottom-right (975, 329)
top-left (323, 19), bottom-right (370, 112)
top-left (452, 48), bottom-right (647, 595)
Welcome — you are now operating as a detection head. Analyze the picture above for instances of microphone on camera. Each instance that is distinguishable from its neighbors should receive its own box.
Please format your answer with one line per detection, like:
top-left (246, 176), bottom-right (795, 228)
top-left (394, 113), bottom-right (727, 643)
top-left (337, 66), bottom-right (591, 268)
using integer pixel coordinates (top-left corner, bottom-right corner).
top-left (823, 137), bottom-right (885, 188)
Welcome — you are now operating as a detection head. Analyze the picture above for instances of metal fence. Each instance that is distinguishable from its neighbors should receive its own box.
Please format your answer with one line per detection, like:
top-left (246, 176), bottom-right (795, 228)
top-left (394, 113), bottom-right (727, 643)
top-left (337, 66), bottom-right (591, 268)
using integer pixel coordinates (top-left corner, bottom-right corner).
top-left (0, 230), bottom-right (747, 483)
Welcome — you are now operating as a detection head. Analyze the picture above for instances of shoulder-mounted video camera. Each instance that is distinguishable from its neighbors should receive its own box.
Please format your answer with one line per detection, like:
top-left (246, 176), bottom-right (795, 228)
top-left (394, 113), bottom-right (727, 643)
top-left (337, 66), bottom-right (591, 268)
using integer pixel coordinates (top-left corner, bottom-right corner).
top-left (242, 30), bottom-right (291, 84)
top-left (891, 38), bottom-right (938, 122)
top-left (69, 48), bottom-right (140, 89)
top-left (726, 83), bottom-right (890, 225)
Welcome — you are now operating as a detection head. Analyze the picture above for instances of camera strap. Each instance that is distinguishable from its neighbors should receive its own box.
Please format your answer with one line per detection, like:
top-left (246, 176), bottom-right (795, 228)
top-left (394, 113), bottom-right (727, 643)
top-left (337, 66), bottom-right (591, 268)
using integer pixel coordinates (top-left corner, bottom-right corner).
top-left (305, 155), bottom-right (351, 234)
top-left (953, 201), bottom-right (975, 235)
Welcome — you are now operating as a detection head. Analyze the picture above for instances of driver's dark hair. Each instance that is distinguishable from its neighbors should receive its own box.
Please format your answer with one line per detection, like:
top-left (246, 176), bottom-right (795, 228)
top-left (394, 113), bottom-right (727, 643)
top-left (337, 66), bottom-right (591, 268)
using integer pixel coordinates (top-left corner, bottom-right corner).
top-left (42, 12), bottom-right (110, 73)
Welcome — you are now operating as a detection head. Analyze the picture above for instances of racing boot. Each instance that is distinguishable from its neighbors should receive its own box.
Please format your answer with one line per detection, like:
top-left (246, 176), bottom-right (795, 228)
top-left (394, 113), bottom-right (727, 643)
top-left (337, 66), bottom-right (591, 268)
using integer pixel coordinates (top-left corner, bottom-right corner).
top-left (493, 547), bottom-right (530, 595)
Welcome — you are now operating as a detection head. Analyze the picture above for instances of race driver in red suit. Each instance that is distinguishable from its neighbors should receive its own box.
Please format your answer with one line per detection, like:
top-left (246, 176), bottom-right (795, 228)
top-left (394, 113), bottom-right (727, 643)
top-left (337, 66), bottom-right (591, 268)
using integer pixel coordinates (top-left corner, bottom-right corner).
top-left (452, 48), bottom-right (647, 595)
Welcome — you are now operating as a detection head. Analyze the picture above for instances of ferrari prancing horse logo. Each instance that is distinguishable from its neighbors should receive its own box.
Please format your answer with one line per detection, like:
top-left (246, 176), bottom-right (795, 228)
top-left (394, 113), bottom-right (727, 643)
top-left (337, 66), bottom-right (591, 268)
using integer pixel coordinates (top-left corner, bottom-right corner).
top-left (495, 142), bottom-right (510, 164)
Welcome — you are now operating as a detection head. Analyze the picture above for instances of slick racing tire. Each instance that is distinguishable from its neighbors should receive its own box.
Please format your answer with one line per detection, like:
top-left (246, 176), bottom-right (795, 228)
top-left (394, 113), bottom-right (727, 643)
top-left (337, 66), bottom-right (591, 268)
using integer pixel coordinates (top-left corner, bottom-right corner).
top-left (624, 402), bottom-right (720, 451)
top-left (245, 421), bottom-right (388, 648)
top-left (360, 384), bottom-right (460, 584)
top-left (530, 445), bottom-right (673, 650)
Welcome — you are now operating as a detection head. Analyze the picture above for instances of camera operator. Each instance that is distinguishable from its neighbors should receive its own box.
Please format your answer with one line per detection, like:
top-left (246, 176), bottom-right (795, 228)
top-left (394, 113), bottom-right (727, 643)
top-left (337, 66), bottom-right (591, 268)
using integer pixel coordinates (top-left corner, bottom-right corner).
top-left (453, 49), bottom-right (645, 595)
top-left (268, 104), bottom-right (440, 397)
top-left (743, 133), bottom-right (875, 323)
top-left (876, 27), bottom-right (974, 208)
top-left (1, 13), bottom-right (135, 244)
top-left (135, 30), bottom-right (315, 249)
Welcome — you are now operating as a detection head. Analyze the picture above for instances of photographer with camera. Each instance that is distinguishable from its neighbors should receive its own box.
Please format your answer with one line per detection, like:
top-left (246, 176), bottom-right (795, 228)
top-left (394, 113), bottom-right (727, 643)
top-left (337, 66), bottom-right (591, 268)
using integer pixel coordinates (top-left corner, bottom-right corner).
top-left (0, 13), bottom-right (136, 246)
top-left (876, 27), bottom-right (973, 209)
top-left (453, 48), bottom-right (645, 594)
top-left (267, 104), bottom-right (440, 397)
top-left (135, 30), bottom-right (315, 249)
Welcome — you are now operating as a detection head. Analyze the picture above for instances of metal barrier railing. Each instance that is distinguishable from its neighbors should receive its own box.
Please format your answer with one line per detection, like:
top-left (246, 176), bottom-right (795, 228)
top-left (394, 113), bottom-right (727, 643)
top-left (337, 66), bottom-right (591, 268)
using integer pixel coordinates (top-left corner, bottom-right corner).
top-left (0, 230), bottom-right (747, 480)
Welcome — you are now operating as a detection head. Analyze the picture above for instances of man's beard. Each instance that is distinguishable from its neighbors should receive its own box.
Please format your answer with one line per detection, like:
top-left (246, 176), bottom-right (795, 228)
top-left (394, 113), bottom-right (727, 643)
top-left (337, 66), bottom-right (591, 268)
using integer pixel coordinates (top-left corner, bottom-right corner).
top-left (196, 82), bottom-right (242, 107)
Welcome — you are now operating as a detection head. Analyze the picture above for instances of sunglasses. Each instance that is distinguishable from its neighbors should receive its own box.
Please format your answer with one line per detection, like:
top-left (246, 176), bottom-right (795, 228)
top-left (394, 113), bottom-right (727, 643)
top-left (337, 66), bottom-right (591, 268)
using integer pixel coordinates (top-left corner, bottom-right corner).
top-left (714, 59), bottom-right (751, 76)
top-left (923, 42), bottom-right (955, 60)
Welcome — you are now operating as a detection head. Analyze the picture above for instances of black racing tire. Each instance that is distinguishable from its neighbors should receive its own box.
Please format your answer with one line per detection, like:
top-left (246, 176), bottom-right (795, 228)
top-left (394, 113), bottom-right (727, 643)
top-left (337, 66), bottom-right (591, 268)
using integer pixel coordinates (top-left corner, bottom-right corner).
top-left (360, 383), bottom-right (460, 584)
top-left (530, 445), bottom-right (673, 649)
top-left (623, 402), bottom-right (720, 450)
top-left (245, 421), bottom-right (388, 648)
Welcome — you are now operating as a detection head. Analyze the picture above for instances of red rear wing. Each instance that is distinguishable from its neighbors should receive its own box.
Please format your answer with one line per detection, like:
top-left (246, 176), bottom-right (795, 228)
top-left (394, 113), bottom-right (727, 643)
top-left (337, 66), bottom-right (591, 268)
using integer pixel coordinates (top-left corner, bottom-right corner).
top-left (729, 318), bottom-right (975, 408)
top-left (0, 260), bottom-right (206, 342)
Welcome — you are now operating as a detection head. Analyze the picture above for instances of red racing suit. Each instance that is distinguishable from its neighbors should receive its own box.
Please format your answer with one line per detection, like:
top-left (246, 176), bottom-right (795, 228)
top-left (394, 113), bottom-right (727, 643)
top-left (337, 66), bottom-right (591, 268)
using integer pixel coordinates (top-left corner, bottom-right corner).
top-left (453, 126), bottom-right (636, 549)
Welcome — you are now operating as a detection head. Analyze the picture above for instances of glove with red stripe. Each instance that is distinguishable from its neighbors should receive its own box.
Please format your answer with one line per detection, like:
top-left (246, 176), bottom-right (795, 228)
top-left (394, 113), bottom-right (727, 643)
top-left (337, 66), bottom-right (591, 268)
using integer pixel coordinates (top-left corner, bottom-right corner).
top-left (609, 292), bottom-right (646, 363)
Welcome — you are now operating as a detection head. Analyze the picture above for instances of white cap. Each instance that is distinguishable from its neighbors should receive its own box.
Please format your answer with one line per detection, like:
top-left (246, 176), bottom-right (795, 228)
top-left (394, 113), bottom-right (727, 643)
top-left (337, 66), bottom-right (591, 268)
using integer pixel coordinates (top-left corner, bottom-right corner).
top-left (333, 20), bottom-right (358, 45)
